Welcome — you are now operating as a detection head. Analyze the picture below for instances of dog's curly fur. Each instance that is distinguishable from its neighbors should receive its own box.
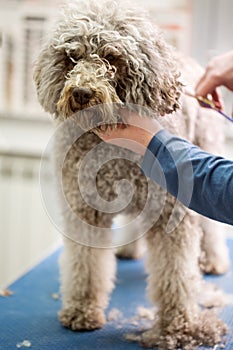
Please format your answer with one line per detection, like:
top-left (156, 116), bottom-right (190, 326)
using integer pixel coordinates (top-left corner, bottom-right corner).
top-left (34, 1), bottom-right (230, 348)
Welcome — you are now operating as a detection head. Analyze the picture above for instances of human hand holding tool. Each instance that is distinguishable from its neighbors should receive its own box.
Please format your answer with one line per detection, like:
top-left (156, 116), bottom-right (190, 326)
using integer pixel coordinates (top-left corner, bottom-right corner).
top-left (195, 50), bottom-right (233, 117)
top-left (184, 90), bottom-right (233, 123)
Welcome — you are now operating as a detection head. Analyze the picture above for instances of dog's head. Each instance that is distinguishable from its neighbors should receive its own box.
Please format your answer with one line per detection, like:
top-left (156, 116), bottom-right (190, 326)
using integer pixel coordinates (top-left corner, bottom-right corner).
top-left (34, 0), bottom-right (182, 127)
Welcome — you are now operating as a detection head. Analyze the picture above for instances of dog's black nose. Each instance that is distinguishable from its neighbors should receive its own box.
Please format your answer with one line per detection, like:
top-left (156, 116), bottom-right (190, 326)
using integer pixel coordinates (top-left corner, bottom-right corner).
top-left (72, 87), bottom-right (94, 105)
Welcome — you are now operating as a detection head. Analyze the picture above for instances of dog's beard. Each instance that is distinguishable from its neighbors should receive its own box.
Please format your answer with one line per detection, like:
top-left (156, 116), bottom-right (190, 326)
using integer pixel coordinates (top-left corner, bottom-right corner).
top-left (74, 102), bottom-right (124, 132)
top-left (57, 80), bottom-right (123, 131)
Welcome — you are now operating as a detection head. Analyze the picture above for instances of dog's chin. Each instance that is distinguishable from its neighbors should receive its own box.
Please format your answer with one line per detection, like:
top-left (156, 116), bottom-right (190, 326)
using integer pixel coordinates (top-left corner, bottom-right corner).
top-left (65, 99), bottom-right (123, 132)
top-left (65, 106), bottom-right (108, 132)
top-left (70, 100), bottom-right (90, 113)
top-left (92, 121), bottom-right (127, 134)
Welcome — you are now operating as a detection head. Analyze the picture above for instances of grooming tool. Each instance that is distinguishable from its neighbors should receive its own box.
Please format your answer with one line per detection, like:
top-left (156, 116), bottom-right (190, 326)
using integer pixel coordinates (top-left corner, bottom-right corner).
top-left (184, 90), bottom-right (233, 123)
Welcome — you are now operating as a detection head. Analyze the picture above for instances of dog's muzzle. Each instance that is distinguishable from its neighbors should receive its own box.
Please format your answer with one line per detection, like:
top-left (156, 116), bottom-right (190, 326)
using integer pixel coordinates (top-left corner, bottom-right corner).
top-left (56, 60), bottom-right (123, 129)
top-left (72, 87), bottom-right (95, 106)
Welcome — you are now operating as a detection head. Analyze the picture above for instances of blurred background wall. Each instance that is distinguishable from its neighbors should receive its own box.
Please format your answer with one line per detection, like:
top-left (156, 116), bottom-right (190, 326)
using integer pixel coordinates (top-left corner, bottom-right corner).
top-left (0, 0), bottom-right (232, 288)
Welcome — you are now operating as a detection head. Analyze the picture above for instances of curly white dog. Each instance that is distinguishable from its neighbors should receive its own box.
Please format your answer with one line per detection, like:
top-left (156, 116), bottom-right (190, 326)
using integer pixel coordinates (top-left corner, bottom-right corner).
top-left (34, 0), bottom-right (230, 348)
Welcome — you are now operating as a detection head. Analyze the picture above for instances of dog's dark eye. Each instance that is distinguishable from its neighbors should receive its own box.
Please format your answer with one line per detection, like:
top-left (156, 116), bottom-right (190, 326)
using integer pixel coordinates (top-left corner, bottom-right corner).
top-left (105, 54), bottom-right (115, 62)
top-left (68, 50), bottom-right (80, 62)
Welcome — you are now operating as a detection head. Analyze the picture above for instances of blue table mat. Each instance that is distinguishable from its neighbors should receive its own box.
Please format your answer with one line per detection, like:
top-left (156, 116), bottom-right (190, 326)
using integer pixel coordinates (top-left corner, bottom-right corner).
top-left (0, 240), bottom-right (232, 350)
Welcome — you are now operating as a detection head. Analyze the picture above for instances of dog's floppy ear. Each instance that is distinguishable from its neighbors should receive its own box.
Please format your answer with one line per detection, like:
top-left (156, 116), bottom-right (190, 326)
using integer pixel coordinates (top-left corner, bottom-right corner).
top-left (118, 15), bottom-right (183, 115)
top-left (33, 45), bottom-right (70, 116)
top-left (140, 34), bottom-right (183, 116)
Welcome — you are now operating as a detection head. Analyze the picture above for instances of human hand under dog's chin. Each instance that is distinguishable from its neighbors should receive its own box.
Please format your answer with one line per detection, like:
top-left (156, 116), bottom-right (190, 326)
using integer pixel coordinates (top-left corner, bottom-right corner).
top-left (96, 110), bottom-right (163, 156)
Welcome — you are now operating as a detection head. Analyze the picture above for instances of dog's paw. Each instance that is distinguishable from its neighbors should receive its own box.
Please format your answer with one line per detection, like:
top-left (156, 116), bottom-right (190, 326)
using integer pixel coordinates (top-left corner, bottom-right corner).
top-left (140, 328), bottom-right (199, 350)
top-left (138, 310), bottom-right (227, 350)
top-left (59, 306), bottom-right (106, 331)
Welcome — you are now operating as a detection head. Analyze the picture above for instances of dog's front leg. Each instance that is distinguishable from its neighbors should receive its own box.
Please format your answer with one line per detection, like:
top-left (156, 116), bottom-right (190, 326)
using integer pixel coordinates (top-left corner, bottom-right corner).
top-left (59, 235), bottom-right (116, 331)
top-left (53, 131), bottom-right (117, 331)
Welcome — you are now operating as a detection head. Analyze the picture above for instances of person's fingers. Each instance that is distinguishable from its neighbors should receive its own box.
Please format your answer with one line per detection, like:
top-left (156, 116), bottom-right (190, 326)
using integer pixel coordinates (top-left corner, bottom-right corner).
top-left (96, 127), bottom-right (122, 141)
top-left (119, 108), bottom-right (163, 134)
top-left (195, 72), bottom-right (224, 109)
top-left (211, 89), bottom-right (223, 109)
top-left (196, 77), bottom-right (216, 98)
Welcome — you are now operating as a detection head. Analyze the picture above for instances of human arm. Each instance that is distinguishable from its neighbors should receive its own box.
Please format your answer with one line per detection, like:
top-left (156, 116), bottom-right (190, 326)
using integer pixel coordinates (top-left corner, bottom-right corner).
top-left (195, 50), bottom-right (233, 110)
top-left (142, 129), bottom-right (233, 225)
top-left (98, 111), bottom-right (233, 225)
top-left (98, 109), bottom-right (163, 155)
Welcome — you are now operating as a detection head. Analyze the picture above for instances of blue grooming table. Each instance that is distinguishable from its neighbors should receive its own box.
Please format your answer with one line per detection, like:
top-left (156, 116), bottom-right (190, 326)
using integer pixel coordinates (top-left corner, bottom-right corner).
top-left (0, 240), bottom-right (232, 350)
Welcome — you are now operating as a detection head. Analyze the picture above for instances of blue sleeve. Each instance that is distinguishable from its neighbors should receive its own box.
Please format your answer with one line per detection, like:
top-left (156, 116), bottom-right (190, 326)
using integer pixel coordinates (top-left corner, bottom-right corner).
top-left (141, 129), bottom-right (233, 225)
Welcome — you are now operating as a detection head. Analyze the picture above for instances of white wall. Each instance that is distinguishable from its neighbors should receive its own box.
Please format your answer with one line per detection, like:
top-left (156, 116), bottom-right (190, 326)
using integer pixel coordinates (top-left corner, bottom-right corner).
top-left (191, 0), bottom-right (233, 64)
top-left (191, 0), bottom-right (233, 121)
